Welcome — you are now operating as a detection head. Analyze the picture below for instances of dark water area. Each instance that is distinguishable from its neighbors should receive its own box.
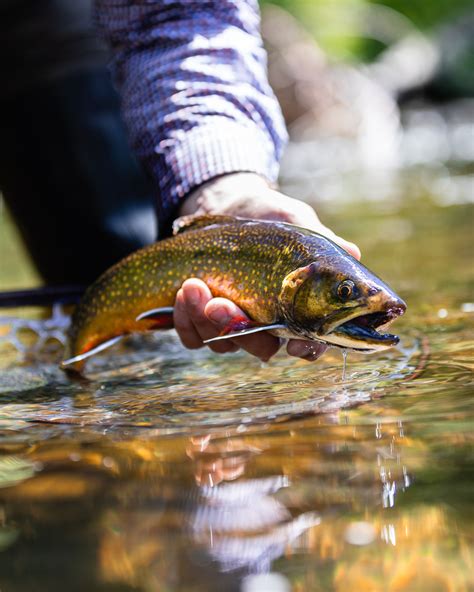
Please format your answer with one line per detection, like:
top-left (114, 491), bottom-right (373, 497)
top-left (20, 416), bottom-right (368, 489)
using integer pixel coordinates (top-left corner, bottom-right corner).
top-left (0, 184), bottom-right (473, 591)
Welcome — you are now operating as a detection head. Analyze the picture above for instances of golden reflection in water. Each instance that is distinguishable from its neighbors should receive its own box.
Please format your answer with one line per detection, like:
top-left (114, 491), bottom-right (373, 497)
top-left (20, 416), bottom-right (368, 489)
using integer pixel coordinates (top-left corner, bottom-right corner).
top-left (1, 413), bottom-right (469, 591)
top-left (0, 195), bottom-right (473, 591)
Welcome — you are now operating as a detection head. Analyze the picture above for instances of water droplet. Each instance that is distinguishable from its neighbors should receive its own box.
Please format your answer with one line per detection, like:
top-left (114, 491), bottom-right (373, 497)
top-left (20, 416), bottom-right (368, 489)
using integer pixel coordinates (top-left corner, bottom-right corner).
top-left (341, 349), bottom-right (348, 381)
top-left (381, 523), bottom-right (397, 546)
top-left (32, 461), bottom-right (44, 472)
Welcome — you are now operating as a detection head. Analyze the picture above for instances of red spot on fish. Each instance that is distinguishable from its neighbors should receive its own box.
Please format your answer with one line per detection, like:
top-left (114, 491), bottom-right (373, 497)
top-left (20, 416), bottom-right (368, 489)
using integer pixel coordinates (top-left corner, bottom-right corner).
top-left (148, 313), bottom-right (174, 330)
top-left (219, 315), bottom-right (257, 336)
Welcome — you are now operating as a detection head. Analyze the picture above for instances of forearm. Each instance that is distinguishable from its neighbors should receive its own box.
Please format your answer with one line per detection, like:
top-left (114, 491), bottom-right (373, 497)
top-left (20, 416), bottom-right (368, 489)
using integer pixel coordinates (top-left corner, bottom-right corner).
top-left (95, 0), bottom-right (288, 234)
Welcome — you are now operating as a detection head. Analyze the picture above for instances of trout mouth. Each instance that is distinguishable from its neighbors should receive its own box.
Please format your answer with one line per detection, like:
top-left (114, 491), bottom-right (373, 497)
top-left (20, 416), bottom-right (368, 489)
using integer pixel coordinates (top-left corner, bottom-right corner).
top-left (321, 306), bottom-right (405, 351)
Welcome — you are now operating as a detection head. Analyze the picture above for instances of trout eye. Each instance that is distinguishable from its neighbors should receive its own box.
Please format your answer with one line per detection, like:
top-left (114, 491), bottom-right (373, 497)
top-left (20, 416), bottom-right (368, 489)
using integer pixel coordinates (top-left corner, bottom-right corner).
top-left (337, 280), bottom-right (356, 301)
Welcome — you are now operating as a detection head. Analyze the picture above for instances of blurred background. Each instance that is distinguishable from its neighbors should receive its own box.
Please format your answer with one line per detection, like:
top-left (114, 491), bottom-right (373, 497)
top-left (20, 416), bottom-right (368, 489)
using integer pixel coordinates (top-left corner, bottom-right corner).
top-left (1, 0), bottom-right (473, 288)
top-left (260, 0), bottom-right (473, 205)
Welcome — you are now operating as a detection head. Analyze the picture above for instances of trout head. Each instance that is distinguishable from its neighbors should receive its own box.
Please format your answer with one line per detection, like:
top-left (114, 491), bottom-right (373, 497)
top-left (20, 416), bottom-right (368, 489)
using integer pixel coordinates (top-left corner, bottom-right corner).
top-left (278, 256), bottom-right (406, 352)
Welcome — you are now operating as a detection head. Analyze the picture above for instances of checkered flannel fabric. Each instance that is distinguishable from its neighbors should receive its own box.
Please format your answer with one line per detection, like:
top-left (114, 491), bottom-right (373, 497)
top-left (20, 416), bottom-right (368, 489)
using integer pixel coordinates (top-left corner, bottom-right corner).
top-left (95, 0), bottom-right (288, 234)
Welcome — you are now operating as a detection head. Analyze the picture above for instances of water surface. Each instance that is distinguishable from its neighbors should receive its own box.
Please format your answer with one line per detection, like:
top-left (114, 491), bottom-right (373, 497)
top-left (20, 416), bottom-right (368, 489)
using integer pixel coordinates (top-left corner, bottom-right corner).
top-left (0, 187), bottom-right (472, 592)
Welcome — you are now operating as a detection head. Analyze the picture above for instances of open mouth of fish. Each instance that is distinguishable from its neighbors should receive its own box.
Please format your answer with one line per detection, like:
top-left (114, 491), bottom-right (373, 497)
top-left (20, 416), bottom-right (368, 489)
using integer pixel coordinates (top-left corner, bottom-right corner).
top-left (325, 307), bottom-right (405, 349)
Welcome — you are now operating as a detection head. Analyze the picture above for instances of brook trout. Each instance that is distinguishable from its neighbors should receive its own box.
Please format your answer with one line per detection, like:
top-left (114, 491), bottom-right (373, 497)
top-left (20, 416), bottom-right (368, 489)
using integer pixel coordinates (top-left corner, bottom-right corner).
top-left (62, 215), bottom-right (406, 374)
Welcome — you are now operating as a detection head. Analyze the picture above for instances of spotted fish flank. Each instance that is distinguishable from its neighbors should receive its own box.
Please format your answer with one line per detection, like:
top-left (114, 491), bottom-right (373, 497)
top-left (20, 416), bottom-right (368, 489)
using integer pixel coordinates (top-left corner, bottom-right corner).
top-left (62, 215), bottom-right (406, 374)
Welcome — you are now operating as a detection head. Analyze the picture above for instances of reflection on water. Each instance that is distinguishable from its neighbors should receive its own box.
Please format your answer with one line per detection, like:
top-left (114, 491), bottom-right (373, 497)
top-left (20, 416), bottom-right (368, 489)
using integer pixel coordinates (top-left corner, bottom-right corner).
top-left (0, 190), bottom-right (473, 591)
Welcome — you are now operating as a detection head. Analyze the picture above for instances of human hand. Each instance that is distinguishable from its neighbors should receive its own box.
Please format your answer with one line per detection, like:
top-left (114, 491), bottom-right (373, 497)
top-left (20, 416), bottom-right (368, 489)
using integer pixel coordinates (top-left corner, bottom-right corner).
top-left (173, 277), bottom-right (328, 362)
top-left (186, 434), bottom-right (252, 486)
top-left (174, 173), bottom-right (361, 362)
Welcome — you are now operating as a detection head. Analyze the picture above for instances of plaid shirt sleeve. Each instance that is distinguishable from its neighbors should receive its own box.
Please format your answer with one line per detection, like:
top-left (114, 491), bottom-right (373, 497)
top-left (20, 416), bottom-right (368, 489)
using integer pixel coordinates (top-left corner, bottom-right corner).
top-left (94, 0), bottom-right (288, 234)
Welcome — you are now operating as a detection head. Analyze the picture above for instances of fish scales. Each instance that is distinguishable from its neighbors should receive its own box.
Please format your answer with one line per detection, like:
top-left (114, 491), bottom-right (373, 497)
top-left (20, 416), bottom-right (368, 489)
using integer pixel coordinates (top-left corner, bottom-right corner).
top-left (68, 221), bottom-right (308, 360)
top-left (64, 216), bottom-right (406, 374)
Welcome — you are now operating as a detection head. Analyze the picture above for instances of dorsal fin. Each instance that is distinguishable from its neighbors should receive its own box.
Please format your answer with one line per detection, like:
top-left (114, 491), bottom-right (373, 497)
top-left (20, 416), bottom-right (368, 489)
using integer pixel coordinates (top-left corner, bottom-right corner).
top-left (172, 214), bottom-right (240, 235)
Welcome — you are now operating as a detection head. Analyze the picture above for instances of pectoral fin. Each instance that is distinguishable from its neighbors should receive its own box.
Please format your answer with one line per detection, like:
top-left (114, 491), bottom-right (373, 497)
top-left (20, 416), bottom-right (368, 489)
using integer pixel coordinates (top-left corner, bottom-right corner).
top-left (61, 335), bottom-right (123, 369)
top-left (204, 316), bottom-right (286, 343)
top-left (136, 307), bottom-right (174, 324)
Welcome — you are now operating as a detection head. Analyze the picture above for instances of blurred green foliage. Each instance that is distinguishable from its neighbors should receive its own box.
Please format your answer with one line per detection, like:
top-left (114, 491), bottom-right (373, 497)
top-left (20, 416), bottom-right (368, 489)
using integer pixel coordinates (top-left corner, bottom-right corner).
top-left (260, 0), bottom-right (472, 61)
top-left (0, 204), bottom-right (40, 289)
top-left (370, 0), bottom-right (471, 29)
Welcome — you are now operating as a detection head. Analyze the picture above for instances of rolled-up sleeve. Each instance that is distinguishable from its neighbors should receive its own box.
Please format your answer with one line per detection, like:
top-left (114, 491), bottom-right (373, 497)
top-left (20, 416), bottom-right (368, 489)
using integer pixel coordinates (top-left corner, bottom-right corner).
top-left (95, 0), bottom-right (288, 233)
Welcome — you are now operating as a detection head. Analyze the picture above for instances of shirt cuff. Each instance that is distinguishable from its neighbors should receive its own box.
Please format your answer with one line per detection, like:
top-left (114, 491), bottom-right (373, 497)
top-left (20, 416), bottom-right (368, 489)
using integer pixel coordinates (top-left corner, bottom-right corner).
top-left (150, 119), bottom-right (281, 235)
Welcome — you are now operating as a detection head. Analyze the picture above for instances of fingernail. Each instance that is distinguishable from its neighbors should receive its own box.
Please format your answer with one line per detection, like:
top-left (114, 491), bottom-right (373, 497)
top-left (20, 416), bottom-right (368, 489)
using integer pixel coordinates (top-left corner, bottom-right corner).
top-left (351, 243), bottom-right (362, 260)
top-left (342, 240), bottom-right (361, 260)
top-left (207, 306), bottom-right (231, 324)
top-left (185, 286), bottom-right (201, 307)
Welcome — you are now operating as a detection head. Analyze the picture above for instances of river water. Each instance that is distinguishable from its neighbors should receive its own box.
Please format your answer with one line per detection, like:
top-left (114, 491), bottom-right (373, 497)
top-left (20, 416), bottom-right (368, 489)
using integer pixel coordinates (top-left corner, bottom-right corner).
top-left (0, 174), bottom-right (472, 591)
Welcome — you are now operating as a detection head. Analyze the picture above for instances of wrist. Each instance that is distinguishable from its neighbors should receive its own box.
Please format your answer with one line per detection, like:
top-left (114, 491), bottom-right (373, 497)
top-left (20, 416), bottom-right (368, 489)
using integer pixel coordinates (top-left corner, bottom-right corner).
top-left (179, 173), bottom-right (273, 217)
